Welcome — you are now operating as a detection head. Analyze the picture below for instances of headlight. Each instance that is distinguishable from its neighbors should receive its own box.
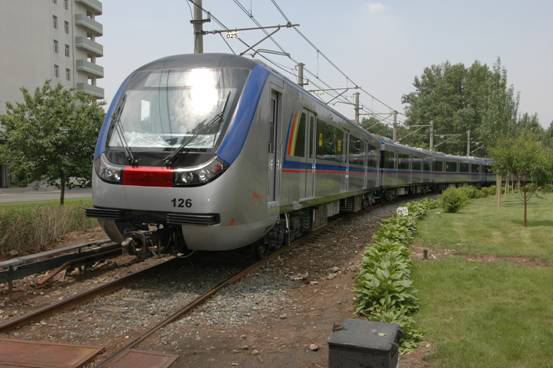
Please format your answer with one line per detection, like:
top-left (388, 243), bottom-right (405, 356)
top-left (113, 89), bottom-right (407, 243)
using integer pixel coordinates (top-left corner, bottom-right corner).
top-left (174, 157), bottom-right (227, 186)
top-left (94, 154), bottom-right (123, 184)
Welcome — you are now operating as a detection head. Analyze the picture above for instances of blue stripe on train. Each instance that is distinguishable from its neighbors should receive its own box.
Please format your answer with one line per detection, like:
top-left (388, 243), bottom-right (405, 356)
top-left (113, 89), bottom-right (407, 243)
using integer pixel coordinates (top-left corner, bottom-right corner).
top-left (216, 64), bottom-right (270, 165)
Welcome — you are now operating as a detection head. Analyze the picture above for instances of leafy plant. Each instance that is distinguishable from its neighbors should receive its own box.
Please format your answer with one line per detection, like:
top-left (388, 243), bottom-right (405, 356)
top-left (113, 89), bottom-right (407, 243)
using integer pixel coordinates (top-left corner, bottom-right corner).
top-left (441, 187), bottom-right (468, 213)
top-left (354, 198), bottom-right (437, 353)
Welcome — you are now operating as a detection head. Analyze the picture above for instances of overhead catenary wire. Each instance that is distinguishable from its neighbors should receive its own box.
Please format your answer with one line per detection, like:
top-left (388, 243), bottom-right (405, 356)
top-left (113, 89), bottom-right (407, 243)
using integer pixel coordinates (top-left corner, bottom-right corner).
top-left (268, 0), bottom-right (401, 114)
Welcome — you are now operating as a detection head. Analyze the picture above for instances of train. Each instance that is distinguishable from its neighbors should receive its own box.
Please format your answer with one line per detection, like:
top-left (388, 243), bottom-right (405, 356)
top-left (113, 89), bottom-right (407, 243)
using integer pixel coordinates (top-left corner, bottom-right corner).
top-left (86, 53), bottom-right (495, 257)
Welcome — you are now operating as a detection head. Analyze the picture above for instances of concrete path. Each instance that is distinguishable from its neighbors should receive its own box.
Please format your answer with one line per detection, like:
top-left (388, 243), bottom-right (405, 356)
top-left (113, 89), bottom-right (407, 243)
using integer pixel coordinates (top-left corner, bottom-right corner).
top-left (0, 188), bottom-right (91, 204)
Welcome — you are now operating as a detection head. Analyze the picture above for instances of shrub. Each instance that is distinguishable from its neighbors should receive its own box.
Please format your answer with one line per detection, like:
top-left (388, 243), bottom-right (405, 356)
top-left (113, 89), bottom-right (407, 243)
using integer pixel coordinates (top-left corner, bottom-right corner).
top-left (355, 198), bottom-right (437, 353)
top-left (441, 187), bottom-right (468, 213)
top-left (459, 185), bottom-right (479, 199)
top-left (482, 186), bottom-right (496, 196)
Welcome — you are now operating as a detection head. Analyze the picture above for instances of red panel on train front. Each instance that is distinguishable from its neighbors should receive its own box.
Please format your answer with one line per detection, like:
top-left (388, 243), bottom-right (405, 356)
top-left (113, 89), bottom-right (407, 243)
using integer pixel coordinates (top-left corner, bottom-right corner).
top-left (122, 166), bottom-right (173, 187)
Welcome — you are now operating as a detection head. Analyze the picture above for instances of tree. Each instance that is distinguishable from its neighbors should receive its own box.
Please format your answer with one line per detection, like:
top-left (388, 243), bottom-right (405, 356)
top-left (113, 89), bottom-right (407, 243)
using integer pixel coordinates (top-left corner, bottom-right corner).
top-left (0, 81), bottom-right (104, 205)
top-left (361, 117), bottom-right (393, 138)
top-left (490, 133), bottom-right (552, 226)
top-left (402, 59), bottom-right (520, 155)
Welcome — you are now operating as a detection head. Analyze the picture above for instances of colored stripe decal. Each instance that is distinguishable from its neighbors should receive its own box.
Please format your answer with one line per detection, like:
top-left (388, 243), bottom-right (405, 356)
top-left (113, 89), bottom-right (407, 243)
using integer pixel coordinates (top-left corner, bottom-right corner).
top-left (216, 64), bottom-right (270, 165)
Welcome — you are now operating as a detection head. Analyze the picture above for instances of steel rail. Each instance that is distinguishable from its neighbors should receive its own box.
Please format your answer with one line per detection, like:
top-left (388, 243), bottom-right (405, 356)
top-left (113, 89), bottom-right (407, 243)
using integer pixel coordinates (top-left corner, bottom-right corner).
top-left (0, 257), bottom-right (177, 332)
top-left (0, 240), bottom-right (120, 286)
top-left (96, 255), bottom-right (274, 367)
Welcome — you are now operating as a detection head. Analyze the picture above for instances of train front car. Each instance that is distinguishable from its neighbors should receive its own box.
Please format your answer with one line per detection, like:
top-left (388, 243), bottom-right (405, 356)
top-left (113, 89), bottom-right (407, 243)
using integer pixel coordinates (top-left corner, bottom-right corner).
top-left (87, 54), bottom-right (275, 253)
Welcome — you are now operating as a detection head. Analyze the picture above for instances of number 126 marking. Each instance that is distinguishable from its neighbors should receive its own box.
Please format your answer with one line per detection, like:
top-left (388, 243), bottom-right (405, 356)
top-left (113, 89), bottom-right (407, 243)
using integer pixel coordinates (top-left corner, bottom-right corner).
top-left (171, 198), bottom-right (192, 208)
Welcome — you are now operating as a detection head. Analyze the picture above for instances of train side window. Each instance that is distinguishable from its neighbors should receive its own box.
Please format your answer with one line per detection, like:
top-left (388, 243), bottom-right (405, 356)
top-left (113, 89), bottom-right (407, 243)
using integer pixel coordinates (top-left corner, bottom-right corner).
top-left (423, 160), bottom-right (431, 171)
top-left (335, 129), bottom-right (345, 162)
top-left (412, 158), bottom-right (421, 171)
top-left (446, 161), bottom-right (458, 172)
top-left (398, 154), bottom-right (410, 170)
top-left (471, 164), bottom-right (480, 173)
top-left (316, 120), bottom-right (336, 161)
top-left (368, 144), bottom-right (378, 168)
top-left (460, 163), bottom-right (469, 172)
top-left (433, 160), bottom-right (443, 172)
top-left (289, 112), bottom-right (306, 157)
top-left (382, 151), bottom-right (395, 169)
top-left (308, 115), bottom-right (315, 158)
top-left (349, 136), bottom-right (364, 165)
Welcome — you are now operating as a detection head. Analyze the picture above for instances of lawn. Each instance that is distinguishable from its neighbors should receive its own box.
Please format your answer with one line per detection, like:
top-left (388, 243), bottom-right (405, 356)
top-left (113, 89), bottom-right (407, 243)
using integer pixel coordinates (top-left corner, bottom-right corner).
top-left (416, 193), bottom-right (553, 262)
top-left (412, 193), bottom-right (553, 368)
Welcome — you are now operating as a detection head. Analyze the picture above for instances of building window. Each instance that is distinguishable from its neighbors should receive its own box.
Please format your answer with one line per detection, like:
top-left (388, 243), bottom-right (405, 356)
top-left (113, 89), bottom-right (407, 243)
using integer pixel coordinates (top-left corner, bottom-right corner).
top-left (64, 21), bottom-right (69, 34)
top-left (64, 44), bottom-right (70, 57)
top-left (66, 68), bottom-right (71, 81)
top-left (53, 15), bottom-right (58, 29)
top-left (53, 40), bottom-right (59, 53)
top-left (64, 0), bottom-right (68, 10)
top-left (54, 64), bottom-right (59, 78)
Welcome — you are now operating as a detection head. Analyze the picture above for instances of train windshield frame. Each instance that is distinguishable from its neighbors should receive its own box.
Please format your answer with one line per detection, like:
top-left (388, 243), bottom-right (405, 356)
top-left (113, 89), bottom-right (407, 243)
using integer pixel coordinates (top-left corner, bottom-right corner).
top-left (107, 67), bottom-right (250, 152)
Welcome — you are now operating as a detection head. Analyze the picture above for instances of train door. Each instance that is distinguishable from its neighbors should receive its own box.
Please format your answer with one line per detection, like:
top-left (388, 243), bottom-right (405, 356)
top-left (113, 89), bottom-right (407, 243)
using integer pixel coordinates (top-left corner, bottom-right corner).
top-left (304, 111), bottom-right (316, 199)
top-left (268, 90), bottom-right (281, 206)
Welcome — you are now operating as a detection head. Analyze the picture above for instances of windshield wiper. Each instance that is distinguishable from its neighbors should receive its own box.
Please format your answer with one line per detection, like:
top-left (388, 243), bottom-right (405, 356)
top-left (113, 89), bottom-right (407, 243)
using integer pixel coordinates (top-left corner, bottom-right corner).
top-left (163, 92), bottom-right (231, 167)
top-left (111, 94), bottom-right (138, 166)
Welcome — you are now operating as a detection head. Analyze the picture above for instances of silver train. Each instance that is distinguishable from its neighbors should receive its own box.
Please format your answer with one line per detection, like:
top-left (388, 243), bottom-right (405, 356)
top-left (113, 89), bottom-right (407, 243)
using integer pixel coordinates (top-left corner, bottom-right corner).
top-left (86, 53), bottom-right (495, 255)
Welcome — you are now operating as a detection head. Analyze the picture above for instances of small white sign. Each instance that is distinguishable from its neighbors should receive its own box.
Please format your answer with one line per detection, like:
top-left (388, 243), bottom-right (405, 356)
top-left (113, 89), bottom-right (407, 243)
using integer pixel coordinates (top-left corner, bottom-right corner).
top-left (396, 207), bottom-right (409, 216)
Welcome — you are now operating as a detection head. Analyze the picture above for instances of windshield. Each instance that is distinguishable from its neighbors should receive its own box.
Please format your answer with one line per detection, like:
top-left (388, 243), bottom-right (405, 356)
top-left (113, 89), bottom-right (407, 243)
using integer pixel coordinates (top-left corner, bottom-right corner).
top-left (108, 67), bottom-right (249, 150)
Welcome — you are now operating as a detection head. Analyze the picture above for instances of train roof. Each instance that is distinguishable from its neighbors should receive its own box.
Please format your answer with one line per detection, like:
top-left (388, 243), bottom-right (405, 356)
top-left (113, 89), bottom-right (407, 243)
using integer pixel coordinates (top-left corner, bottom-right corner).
top-left (132, 53), bottom-right (492, 164)
top-left (135, 53), bottom-right (260, 73)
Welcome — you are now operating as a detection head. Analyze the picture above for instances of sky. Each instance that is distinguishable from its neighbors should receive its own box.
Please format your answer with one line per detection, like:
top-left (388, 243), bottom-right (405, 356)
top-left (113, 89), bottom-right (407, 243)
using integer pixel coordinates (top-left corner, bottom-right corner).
top-left (101, 0), bottom-right (553, 127)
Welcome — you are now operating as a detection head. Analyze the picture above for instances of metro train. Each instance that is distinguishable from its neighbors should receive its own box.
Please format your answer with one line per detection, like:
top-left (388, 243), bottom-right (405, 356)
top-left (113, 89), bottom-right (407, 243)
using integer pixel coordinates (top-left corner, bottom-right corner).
top-left (86, 53), bottom-right (495, 256)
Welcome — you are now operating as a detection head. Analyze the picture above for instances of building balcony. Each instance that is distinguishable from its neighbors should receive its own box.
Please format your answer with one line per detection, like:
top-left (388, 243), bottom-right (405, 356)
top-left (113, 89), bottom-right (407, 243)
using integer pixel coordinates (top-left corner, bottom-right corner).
top-left (75, 14), bottom-right (103, 36)
top-left (75, 0), bottom-right (102, 15)
top-left (76, 59), bottom-right (104, 78)
top-left (75, 36), bottom-right (103, 57)
top-left (77, 82), bottom-right (104, 99)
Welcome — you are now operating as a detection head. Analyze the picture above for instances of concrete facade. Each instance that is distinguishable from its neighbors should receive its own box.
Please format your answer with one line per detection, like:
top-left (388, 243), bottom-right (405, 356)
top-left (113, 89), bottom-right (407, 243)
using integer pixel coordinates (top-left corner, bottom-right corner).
top-left (0, 0), bottom-right (103, 187)
top-left (0, 0), bottom-right (104, 116)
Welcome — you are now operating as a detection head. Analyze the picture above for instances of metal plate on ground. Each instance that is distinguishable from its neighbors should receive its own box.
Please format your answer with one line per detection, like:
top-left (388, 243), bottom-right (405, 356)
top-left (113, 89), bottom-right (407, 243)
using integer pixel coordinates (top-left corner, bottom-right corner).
top-left (0, 338), bottom-right (104, 368)
top-left (107, 349), bottom-right (178, 368)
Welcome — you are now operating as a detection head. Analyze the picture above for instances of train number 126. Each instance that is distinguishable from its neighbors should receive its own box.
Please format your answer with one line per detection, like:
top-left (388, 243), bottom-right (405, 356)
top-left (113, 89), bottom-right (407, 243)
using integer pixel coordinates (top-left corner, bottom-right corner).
top-left (171, 198), bottom-right (192, 208)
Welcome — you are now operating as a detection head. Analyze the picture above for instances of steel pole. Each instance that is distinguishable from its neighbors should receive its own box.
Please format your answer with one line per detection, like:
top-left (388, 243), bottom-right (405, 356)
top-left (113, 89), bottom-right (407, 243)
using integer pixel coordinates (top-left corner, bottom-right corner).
top-left (392, 111), bottom-right (398, 142)
top-left (429, 121), bottom-right (434, 151)
top-left (354, 92), bottom-right (360, 123)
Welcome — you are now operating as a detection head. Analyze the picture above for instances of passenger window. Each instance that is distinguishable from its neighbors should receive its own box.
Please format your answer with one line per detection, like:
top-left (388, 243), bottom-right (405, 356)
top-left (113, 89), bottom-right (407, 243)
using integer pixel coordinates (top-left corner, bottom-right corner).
top-left (398, 154), bottom-right (410, 170)
top-left (368, 144), bottom-right (378, 168)
top-left (349, 136), bottom-right (364, 166)
top-left (316, 120), bottom-right (336, 161)
top-left (433, 161), bottom-right (443, 171)
top-left (446, 161), bottom-right (458, 172)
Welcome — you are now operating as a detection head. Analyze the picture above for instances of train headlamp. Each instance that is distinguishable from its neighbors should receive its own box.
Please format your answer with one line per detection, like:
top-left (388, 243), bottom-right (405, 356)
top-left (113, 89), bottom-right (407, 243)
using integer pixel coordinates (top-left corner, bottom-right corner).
top-left (173, 157), bottom-right (227, 186)
top-left (94, 154), bottom-right (123, 184)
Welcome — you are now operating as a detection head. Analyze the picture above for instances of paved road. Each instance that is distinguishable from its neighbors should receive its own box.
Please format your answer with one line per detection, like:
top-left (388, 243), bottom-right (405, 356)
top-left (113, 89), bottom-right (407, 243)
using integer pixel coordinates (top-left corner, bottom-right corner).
top-left (0, 188), bottom-right (91, 204)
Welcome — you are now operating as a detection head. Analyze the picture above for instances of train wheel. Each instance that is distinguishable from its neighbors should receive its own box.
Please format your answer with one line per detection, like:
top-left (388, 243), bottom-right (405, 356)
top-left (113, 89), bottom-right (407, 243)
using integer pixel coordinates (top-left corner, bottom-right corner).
top-left (252, 240), bottom-right (269, 260)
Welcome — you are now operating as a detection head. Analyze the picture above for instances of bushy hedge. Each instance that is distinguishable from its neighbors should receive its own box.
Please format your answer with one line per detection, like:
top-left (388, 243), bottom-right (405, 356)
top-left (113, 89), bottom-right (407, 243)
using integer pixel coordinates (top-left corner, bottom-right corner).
top-left (354, 198), bottom-right (438, 352)
top-left (441, 187), bottom-right (469, 213)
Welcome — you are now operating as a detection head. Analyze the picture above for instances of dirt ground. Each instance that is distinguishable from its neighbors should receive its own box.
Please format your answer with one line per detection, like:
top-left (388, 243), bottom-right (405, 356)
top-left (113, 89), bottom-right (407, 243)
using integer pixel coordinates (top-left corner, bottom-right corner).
top-left (137, 203), bottom-right (430, 368)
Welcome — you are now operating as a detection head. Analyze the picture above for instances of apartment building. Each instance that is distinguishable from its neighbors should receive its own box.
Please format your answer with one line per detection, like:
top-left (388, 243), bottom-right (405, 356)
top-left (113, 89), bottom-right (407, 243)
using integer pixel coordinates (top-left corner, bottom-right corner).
top-left (0, 0), bottom-right (104, 187)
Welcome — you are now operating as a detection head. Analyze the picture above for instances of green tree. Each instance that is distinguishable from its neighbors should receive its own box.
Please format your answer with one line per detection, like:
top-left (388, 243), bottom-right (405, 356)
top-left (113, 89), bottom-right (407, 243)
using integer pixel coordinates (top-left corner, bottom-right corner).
top-left (490, 133), bottom-right (552, 226)
top-left (361, 117), bottom-right (393, 138)
top-left (0, 81), bottom-right (103, 205)
top-left (402, 59), bottom-right (520, 155)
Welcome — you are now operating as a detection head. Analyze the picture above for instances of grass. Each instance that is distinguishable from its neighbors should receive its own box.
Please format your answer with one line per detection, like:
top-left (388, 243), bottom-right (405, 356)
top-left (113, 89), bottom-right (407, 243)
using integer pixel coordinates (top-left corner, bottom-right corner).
top-left (417, 193), bottom-right (553, 262)
top-left (412, 193), bottom-right (553, 367)
top-left (0, 198), bottom-right (97, 257)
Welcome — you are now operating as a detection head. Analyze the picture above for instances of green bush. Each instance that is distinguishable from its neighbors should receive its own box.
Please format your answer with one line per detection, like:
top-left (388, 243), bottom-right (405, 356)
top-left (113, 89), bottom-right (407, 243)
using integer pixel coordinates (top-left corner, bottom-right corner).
top-left (441, 187), bottom-right (468, 213)
top-left (354, 198), bottom-right (437, 353)
top-left (458, 185), bottom-right (479, 199)
top-left (481, 186), bottom-right (497, 196)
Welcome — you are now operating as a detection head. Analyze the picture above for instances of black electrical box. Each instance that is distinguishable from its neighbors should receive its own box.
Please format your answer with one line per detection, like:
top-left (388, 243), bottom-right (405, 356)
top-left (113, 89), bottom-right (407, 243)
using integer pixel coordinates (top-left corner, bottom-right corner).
top-left (328, 319), bottom-right (402, 368)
